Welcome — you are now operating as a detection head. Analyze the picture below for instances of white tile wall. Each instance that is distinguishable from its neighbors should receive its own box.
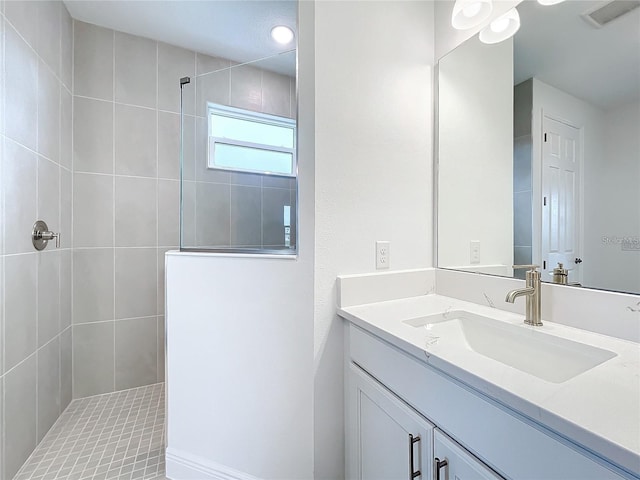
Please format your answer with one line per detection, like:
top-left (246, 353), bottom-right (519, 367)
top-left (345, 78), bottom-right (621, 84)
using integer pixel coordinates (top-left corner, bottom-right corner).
top-left (1, 2), bottom-right (74, 478)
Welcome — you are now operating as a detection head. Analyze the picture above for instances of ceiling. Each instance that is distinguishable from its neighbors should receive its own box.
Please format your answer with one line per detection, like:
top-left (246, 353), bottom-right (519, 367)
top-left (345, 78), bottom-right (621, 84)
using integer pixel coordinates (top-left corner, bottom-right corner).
top-left (514, 0), bottom-right (640, 110)
top-left (63, 0), bottom-right (297, 76)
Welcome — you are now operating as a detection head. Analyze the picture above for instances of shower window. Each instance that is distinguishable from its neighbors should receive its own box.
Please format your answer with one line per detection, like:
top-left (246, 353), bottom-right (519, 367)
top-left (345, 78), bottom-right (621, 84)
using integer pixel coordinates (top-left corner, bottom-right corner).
top-left (208, 104), bottom-right (296, 177)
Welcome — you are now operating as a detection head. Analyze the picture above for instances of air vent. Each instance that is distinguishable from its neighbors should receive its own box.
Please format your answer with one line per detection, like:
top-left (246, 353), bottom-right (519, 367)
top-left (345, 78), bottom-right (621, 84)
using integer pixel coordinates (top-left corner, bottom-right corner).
top-left (582, 0), bottom-right (640, 28)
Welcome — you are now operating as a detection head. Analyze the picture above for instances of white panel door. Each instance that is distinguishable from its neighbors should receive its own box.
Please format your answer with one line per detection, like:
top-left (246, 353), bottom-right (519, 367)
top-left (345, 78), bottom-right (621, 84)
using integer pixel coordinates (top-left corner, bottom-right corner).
top-left (434, 429), bottom-right (503, 480)
top-left (542, 115), bottom-right (582, 283)
top-left (347, 364), bottom-right (434, 480)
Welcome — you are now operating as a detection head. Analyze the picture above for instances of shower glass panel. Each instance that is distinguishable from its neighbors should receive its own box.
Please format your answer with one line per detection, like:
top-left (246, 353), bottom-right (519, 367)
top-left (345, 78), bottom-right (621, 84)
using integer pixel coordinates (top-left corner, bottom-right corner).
top-left (179, 50), bottom-right (297, 253)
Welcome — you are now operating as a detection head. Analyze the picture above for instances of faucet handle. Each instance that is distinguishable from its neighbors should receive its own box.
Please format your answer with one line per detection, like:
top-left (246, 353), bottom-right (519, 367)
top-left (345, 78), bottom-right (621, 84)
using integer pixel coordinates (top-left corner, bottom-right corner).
top-left (512, 265), bottom-right (539, 271)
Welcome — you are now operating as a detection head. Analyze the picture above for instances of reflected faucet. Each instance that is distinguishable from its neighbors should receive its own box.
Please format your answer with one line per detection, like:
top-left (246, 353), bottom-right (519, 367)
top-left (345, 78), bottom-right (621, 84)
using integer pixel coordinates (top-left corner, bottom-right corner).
top-left (506, 265), bottom-right (542, 326)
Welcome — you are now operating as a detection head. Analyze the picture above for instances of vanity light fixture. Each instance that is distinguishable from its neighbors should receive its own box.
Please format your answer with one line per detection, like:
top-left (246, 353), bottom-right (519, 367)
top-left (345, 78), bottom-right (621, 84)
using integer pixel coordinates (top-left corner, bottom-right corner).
top-left (537, 0), bottom-right (566, 5)
top-left (479, 8), bottom-right (521, 44)
top-left (271, 25), bottom-right (294, 45)
top-left (451, 0), bottom-right (493, 30)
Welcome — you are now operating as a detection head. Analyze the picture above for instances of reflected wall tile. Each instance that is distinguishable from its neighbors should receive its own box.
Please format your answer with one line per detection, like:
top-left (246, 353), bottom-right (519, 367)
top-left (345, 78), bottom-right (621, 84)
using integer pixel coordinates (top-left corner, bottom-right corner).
top-left (514, 190), bottom-right (533, 247)
top-left (37, 59), bottom-right (60, 163)
top-left (74, 21), bottom-right (113, 101)
top-left (73, 97), bottom-right (113, 174)
top-left (195, 182), bottom-right (230, 247)
top-left (115, 176), bottom-right (157, 247)
top-left (4, 23), bottom-right (38, 150)
top-left (4, 0), bottom-right (38, 48)
top-left (195, 69), bottom-right (230, 116)
top-left (230, 171), bottom-right (261, 187)
top-left (37, 250), bottom-right (60, 347)
top-left (73, 248), bottom-right (114, 324)
top-left (115, 316), bottom-right (158, 390)
top-left (115, 104), bottom-right (157, 177)
top-left (36, 0), bottom-right (60, 78)
top-left (181, 181), bottom-right (196, 247)
top-left (230, 64), bottom-right (262, 113)
top-left (73, 173), bottom-right (113, 247)
top-left (3, 354), bottom-right (37, 480)
top-left (73, 322), bottom-right (115, 397)
top-left (230, 185), bottom-right (262, 246)
top-left (37, 336), bottom-right (61, 442)
top-left (115, 32), bottom-right (157, 108)
top-left (3, 139), bottom-right (37, 254)
top-left (158, 180), bottom-right (180, 247)
top-left (115, 248), bottom-right (158, 319)
top-left (4, 253), bottom-right (37, 372)
top-left (263, 175), bottom-right (295, 189)
top-left (262, 187), bottom-right (292, 246)
top-left (514, 135), bottom-right (532, 193)
top-left (158, 42), bottom-right (195, 114)
top-left (38, 156), bottom-right (60, 235)
top-left (196, 52), bottom-right (231, 76)
top-left (158, 111), bottom-right (180, 180)
top-left (262, 71), bottom-right (291, 117)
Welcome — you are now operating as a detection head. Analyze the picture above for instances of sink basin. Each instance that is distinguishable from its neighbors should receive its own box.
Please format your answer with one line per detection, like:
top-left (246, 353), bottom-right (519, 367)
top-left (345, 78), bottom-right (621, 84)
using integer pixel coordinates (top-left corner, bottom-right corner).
top-left (404, 311), bottom-right (617, 383)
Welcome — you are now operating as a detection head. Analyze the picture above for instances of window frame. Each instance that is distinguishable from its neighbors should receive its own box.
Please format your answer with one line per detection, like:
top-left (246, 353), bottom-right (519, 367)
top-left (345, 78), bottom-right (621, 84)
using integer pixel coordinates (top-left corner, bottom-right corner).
top-left (207, 103), bottom-right (297, 178)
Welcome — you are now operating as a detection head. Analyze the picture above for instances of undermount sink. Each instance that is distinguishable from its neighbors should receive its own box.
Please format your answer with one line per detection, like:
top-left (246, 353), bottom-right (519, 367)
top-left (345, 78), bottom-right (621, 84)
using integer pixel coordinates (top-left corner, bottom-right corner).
top-left (403, 311), bottom-right (617, 383)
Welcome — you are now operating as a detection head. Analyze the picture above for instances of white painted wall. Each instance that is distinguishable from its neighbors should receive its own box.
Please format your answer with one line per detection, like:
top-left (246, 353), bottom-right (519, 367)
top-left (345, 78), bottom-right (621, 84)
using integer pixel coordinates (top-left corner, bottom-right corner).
top-left (530, 79), bottom-right (604, 285)
top-left (312, 2), bottom-right (434, 477)
top-left (586, 101), bottom-right (640, 293)
top-left (438, 36), bottom-right (514, 270)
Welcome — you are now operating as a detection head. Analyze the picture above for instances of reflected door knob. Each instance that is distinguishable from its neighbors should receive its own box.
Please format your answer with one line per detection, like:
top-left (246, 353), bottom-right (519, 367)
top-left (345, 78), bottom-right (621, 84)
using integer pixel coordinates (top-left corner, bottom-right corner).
top-left (575, 258), bottom-right (583, 264)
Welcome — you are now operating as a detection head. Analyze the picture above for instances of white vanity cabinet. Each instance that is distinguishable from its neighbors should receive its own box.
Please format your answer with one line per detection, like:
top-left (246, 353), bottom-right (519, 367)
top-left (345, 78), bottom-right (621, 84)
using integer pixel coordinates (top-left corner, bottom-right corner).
top-left (345, 323), bottom-right (632, 480)
top-left (347, 364), bottom-right (434, 480)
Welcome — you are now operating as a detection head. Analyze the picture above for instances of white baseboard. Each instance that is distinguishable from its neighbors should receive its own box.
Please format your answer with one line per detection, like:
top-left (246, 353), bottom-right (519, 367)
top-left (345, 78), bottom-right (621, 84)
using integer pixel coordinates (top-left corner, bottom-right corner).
top-left (166, 448), bottom-right (261, 480)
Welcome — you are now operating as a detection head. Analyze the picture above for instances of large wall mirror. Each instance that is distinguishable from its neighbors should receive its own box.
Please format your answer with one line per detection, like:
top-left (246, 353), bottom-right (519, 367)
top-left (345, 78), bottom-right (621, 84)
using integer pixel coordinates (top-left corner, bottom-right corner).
top-left (437, 0), bottom-right (640, 294)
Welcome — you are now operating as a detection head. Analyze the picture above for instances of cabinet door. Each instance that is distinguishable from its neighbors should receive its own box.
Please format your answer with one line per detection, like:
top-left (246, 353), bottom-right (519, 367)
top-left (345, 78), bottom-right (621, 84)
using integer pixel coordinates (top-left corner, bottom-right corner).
top-left (434, 429), bottom-right (503, 480)
top-left (347, 364), bottom-right (434, 480)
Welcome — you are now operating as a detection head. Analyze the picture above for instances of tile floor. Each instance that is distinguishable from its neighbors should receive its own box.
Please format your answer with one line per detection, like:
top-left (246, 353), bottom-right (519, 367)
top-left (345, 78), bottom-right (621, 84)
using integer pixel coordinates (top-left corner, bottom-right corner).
top-left (14, 383), bottom-right (166, 480)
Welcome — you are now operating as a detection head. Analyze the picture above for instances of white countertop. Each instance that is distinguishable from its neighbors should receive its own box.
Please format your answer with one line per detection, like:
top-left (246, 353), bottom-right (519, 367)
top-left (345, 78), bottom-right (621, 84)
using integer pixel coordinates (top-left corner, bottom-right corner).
top-left (338, 293), bottom-right (640, 476)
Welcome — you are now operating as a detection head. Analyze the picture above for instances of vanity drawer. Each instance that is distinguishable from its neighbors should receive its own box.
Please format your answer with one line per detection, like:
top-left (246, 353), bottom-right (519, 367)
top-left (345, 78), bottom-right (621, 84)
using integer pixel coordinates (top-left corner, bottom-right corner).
top-left (347, 324), bottom-right (630, 480)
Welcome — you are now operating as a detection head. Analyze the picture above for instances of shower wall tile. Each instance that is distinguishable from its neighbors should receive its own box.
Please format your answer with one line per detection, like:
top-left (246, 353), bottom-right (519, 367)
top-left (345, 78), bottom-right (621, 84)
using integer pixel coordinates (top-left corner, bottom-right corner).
top-left (73, 172), bottom-right (114, 247)
top-left (115, 32), bottom-right (157, 108)
top-left (262, 71), bottom-right (291, 117)
top-left (158, 42), bottom-right (195, 114)
top-left (195, 182), bottom-right (231, 247)
top-left (73, 248), bottom-right (115, 324)
top-left (74, 21), bottom-right (113, 101)
top-left (230, 64), bottom-right (263, 112)
top-left (1, 3), bottom-right (75, 475)
top-left (37, 61), bottom-right (60, 163)
top-left (115, 103), bottom-right (157, 177)
top-left (3, 139), bottom-right (37, 254)
top-left (73, 322), bottom-right (115, 398)
top-left (230, 185), bottom-right (262, 246)
top-left (37, 336), bottom-right (61, 442)
top-left (263, 187), bottom-right (293, 247)
top-left (73, 96), bottom-right (114, 174)
top-left (157, 316), bottom-right (166, 382)
top-left (115, 316), bottom-right (158, 390)
top-left (195, 69), bottom-right (230, 116)
top-left (4, 23), bottom-right (38, 150)
top-left (3, 253), bottom-right (37, 372)
top-left (158, 179), bottom-right (180, 247)
top-left (3, 354), bottom-right (37, 480)
top-left (158, 111), bottom-right (181, 180)
top-left (36, 1), bottom-right (60, 78)
top-left (115, 175), bottom-right (157, 247)
top-left (115, 248), bottom-right (158, 320)
top-left (60, 327), bottom-right (73, 409)
top-left (37, 250), bottom-right (60, 347)
top-left (196, 52), bottom-right (231, 76)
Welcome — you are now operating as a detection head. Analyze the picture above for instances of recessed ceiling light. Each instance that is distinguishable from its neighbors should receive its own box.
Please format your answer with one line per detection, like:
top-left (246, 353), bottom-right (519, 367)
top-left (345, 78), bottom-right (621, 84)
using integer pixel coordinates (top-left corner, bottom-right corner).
top-left (271, 25), bottom-right (294, 45)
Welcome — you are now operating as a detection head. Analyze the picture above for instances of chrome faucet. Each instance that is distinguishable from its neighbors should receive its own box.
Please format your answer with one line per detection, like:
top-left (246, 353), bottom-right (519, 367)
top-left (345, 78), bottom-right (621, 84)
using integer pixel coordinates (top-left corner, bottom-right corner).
top-left (505, 265), bottom-right (542, 326)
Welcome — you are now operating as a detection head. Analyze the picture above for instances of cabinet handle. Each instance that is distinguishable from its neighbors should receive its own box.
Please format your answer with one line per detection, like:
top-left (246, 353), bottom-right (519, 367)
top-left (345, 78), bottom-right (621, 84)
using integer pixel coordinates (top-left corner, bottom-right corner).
top-left (435, 457), bottom-right (448, 480)
top-left (409, 434), bottom-right (421, 479)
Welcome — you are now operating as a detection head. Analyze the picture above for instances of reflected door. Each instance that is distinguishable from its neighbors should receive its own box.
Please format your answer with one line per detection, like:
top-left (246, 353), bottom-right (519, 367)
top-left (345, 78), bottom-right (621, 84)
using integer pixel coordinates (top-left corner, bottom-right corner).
top-left (541, 116), bottom-right (582, 283)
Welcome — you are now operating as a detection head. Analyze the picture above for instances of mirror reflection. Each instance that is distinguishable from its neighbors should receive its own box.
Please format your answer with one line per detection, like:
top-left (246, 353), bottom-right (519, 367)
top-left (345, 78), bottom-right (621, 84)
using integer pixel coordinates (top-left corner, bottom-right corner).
top-left (438, 0), bottom-right (640, 294)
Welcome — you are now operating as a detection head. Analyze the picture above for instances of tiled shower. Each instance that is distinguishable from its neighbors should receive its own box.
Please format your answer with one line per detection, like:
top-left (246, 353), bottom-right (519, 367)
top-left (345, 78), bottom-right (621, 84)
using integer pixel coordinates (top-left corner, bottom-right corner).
top-left (0, 2), bottom-right (296, 478)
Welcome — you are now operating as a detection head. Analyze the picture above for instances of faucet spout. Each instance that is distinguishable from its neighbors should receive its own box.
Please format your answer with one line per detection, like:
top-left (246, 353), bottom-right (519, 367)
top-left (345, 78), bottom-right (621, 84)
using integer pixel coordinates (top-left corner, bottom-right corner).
top-left (505, 287), bottom-right (535, 303)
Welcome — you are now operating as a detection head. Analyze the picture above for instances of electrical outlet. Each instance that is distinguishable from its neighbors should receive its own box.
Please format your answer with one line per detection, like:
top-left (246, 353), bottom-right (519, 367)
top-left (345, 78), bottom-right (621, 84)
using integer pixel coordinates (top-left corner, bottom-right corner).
top-left (470, 240), bottom-right (481, 264)
top-left (376, 241), bottom-right (390, 270)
